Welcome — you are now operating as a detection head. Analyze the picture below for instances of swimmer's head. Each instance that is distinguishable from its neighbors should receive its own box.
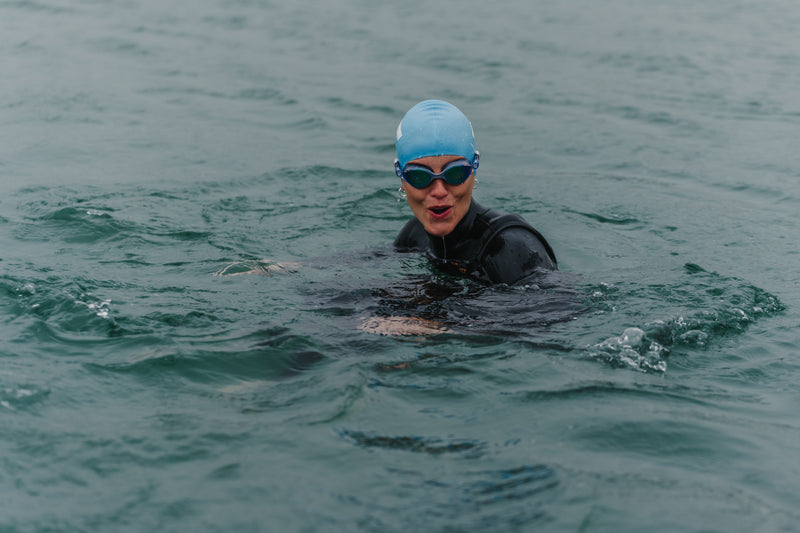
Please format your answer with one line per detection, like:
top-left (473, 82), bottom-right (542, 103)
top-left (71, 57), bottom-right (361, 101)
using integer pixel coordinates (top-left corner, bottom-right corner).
top-left (395, 100), bottom-right (477, 170)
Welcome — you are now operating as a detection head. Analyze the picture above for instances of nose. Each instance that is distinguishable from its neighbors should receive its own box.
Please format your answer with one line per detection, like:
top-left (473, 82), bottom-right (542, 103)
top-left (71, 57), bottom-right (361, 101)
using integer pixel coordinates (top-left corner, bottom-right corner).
top-left (428, 178), bottom-right (449, 197)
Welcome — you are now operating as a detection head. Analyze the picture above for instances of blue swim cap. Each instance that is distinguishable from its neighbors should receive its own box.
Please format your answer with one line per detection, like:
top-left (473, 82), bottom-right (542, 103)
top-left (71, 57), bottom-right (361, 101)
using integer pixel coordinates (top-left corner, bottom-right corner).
top-left (395, 100), bottom-right (477, 170)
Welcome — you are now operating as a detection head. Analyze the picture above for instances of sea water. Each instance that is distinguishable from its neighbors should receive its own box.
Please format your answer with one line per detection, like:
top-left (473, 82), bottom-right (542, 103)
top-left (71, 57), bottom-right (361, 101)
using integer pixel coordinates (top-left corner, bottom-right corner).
top-left (1, 0), bottom-right (799, 531)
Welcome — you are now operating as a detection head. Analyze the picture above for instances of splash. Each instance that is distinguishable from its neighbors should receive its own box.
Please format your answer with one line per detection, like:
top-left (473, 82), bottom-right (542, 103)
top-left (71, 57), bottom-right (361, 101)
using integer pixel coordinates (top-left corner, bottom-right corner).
top-left (590, 327), bottom-right (668, 373)
top-left (586, 264), bottom-right (784, 373)
top-left (85, 299), bottom-right (112, 319)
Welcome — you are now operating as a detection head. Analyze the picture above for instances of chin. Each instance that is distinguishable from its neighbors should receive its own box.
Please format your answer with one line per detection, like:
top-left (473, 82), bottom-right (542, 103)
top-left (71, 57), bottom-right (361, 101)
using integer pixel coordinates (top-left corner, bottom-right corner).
top-left (423, 221), bottom-right (455, 237)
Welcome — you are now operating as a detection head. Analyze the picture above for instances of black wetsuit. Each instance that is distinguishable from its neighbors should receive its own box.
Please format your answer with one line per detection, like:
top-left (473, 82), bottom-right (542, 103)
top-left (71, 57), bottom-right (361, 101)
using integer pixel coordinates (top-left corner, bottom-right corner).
top-left (394, 200), bottom-right (557, 285)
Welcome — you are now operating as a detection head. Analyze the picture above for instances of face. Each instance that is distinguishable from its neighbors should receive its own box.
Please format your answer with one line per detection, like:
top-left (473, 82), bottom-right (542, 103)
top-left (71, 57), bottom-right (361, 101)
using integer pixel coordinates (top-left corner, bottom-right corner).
top-left (401, 155), bottom-right (475, 237)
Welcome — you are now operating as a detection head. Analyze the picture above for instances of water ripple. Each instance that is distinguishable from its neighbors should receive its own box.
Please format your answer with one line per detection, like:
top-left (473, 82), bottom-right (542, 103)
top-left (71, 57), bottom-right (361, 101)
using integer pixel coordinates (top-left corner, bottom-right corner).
top-left (341, 430), bottom-right (484, 457)
top-left (0, 384), bottom-right (50, 411)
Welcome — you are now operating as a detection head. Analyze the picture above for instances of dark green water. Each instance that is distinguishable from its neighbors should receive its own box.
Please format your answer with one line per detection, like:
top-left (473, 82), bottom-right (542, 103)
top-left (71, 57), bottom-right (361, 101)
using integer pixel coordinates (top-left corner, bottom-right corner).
top-left (2, 0), bottom-right (799, 531)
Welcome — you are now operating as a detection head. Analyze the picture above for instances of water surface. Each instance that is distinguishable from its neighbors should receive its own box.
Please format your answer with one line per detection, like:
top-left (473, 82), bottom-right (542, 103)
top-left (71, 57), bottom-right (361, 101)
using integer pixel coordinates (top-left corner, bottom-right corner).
top-left (1, 0), bottom-right (799, 531)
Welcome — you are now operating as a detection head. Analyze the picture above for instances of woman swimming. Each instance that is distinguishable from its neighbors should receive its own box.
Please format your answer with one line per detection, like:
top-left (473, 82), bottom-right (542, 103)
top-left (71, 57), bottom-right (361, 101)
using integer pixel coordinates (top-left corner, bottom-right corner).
top-left (393, 100), bottom-right (556, 285)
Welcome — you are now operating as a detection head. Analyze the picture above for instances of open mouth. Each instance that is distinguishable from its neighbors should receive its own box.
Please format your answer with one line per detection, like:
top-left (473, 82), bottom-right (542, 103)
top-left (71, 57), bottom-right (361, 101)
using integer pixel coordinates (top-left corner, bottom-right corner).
top-left (429, 206), bottom-right (450, 215)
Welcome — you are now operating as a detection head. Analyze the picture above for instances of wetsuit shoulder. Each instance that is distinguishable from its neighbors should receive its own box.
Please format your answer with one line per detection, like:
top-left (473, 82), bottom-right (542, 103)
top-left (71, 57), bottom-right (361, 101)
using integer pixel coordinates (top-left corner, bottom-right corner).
top-left (480, 220), bottom-right (557, 285)
top-left (394, 218), bottom-right (428, 252)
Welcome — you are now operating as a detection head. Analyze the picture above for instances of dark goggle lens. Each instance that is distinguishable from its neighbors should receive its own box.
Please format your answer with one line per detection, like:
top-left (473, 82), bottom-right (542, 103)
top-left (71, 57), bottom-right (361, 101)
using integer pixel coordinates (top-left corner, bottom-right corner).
top-left (403, 169), bottom-right (435, 188)
top-left (402, 161), bottom-right (473, 189)
top-left (442, 165), bottom-right (472, 184)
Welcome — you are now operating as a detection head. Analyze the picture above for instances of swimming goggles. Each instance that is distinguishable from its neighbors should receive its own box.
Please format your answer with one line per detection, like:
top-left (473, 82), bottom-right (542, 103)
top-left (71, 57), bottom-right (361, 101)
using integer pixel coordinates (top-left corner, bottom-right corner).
top-left (394, 152), bottom-right (480, 189)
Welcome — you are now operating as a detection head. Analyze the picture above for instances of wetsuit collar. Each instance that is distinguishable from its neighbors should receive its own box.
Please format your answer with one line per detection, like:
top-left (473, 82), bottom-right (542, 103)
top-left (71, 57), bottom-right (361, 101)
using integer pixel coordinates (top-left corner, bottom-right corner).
top-left (427, 199), bottom-right (483, 260)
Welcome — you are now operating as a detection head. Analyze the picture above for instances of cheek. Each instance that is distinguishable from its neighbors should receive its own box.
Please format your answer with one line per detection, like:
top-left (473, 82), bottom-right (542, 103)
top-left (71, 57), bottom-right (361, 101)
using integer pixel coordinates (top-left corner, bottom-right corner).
top-left (455, 188), bottom-right (472, 206)
top-left (407, 190), bottom-right (425, 205)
